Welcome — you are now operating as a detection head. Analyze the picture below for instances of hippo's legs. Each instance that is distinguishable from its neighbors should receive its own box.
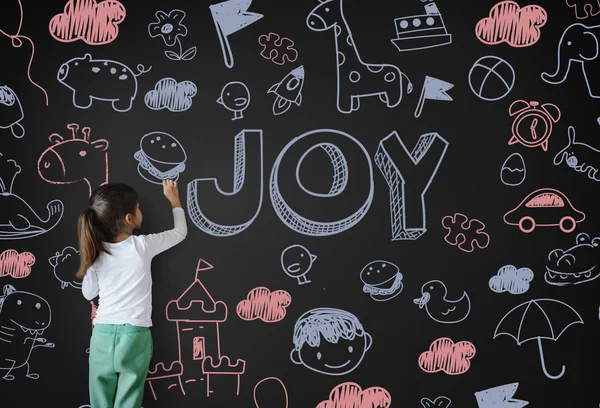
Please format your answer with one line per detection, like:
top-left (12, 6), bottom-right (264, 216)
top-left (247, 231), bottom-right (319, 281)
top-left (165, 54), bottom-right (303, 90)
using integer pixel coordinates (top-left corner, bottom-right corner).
top-left (73, 92), bottom-right (93, 109)
top-left (112, 97), bottom-right (134, 112)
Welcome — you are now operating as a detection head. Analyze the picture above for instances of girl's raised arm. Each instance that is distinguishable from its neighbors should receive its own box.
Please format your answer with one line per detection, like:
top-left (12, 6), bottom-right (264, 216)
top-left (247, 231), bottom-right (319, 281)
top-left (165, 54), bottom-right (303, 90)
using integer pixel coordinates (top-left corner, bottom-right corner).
top-left (142, 180), bottom-right (188, 257)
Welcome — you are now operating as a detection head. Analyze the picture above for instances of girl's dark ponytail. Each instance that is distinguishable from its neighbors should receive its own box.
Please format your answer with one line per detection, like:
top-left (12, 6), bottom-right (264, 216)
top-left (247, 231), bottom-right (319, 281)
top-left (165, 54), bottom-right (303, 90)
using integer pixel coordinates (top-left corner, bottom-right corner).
top-left (76, 183), bottom-right (139, 279)
top-left (76, 207), bottom-right (101, 279)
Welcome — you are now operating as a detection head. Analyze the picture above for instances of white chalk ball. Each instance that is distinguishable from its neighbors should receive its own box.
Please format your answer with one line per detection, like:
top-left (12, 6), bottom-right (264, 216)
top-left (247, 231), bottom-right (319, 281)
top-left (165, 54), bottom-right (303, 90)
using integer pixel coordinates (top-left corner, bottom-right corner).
top-left (468, 56), bottom-right (515, 101)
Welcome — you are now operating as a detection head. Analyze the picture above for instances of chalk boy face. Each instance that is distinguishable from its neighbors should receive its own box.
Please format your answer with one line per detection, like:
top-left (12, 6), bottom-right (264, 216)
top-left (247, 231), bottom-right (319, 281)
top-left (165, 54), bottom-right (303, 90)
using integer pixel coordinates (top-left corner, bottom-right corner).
top-left (290, 332), bottom-right (372, 376)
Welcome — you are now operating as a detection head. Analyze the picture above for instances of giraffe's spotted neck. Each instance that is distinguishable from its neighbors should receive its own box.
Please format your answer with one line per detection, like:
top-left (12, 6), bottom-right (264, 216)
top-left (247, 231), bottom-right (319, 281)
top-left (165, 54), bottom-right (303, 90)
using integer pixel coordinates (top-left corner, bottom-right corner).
top-left (333, 8), bottom-right (360, 68)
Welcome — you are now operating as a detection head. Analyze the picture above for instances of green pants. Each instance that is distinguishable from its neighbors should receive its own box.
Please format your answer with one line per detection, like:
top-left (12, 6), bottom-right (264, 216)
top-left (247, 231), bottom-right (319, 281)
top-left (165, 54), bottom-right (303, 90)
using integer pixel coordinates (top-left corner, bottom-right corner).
top-left (89, 324), bottom-right (153, 408)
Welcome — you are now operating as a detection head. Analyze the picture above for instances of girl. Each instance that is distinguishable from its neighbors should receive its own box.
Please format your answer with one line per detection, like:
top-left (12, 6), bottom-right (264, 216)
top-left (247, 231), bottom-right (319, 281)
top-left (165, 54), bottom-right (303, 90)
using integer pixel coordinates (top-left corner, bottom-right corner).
top-left (77, 180), bottom-right (187, 408)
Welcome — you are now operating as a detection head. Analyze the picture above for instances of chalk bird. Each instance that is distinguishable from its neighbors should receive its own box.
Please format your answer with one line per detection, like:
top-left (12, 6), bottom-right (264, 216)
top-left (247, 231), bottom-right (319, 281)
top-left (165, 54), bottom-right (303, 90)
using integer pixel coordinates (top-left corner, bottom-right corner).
top-left (281, 244), bottom-right (316, 285)
top-left (217, 81), bottom-right (250, 120)
top-left (413, 280), bottom-right (471, 324)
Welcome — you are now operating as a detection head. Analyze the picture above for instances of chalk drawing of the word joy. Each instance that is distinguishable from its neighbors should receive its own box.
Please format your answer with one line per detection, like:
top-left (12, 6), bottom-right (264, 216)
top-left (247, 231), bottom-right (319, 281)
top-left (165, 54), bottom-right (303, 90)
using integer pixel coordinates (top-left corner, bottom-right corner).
top-left (187, 128), bottom-right (448, 239)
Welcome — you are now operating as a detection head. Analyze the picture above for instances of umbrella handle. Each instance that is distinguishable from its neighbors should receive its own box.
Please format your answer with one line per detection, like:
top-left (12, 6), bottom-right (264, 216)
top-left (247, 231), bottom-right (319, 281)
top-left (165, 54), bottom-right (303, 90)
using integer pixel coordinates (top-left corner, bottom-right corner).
top-left (537, 337), bottom-right (565, 380)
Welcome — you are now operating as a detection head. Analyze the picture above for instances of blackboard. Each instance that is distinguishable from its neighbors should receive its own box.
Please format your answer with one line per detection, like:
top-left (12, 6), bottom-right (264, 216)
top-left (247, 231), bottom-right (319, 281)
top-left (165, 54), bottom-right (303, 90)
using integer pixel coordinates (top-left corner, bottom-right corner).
top-left (1, 0), bottom-right (599, 406)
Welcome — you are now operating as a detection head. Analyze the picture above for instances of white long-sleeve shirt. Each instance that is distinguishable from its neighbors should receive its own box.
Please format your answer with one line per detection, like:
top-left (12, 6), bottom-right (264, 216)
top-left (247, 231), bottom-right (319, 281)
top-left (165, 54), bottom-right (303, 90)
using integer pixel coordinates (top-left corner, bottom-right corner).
top-left (82, 207), bottom-right (188, 327)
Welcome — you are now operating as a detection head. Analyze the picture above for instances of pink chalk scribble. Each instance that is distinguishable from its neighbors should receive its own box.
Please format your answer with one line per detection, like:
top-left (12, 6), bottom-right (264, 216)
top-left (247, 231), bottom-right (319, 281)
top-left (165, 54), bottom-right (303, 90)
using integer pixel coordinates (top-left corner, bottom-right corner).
top-left (49, 0), bottom-right (126, 45)
top-left (316, 382), bottom-right (392, 408)
top-left (258, 32), bottom-right (298, 65)
top-left (442, 213), bottom-right (490, 252)
top-left (37, 123), bottom-right (109, 198)
top-left (0, 249), bottom-right (35, 278)
top-left (236, 287), bottom-right (291, 323)
top-left (418, 337), bottom-right (476, 375)
top-left (0, 0), bottom-right (49, 105)
top-left (254, 377), bottom-right (288, 408)
top-left (475, 1), bottom-right (547, 48)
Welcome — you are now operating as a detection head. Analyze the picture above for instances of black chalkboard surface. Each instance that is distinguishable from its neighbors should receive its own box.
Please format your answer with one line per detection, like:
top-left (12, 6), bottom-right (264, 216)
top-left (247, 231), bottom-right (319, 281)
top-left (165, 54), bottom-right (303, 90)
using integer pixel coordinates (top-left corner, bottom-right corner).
top-left (1, 0), bottom-right (599, 406)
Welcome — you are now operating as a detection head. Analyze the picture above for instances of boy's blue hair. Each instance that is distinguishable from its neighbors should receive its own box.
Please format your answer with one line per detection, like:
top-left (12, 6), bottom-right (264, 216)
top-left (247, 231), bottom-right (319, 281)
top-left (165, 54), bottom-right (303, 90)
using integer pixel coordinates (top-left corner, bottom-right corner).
top-left (292, 308), bottom-right (365, 349)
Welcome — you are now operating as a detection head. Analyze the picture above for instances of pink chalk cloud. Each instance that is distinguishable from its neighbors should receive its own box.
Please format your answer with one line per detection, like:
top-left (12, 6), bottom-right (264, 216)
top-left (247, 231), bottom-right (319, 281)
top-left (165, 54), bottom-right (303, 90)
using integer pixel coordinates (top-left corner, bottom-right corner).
top-left (418, 337), bottom-right (476, 375)
top-left (236, 287), bottom-right (291, 323)
top-left (316, 382), bottom-right (391, 408)
top-left (49, 0), bottom-right (126, 45)
top-left (475, 1), bottom-right (547, 47)
top-left (0, 249), bottom-right (35, 278)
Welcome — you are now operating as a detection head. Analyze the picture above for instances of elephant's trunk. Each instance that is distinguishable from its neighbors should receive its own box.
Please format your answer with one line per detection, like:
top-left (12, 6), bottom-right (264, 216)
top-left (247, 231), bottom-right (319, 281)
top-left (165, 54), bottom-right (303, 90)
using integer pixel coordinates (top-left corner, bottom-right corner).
top-left (542, 53), bottom-right (573, 84)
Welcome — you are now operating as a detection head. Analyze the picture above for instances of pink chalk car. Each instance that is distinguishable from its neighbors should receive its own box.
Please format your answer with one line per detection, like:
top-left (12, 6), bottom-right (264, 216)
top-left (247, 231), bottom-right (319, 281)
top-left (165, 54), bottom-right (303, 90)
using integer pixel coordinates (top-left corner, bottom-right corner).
top-left (503, 188), bottom-right (585, 233)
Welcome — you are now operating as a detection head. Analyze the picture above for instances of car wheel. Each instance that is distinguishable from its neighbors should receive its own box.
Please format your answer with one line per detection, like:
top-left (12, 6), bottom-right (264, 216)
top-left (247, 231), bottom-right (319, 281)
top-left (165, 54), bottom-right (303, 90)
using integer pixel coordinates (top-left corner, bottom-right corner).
top-left (519, 216), bottom-right (535, 233)
top-left (559, 216), bottom-right (576, 233)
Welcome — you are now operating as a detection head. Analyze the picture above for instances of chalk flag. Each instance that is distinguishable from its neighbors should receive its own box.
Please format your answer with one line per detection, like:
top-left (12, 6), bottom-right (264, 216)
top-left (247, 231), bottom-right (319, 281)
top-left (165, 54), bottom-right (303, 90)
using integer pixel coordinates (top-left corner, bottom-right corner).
top-left (475, 383), bottom-right (528, 408)
top-left (415, 76), bottom-right (454, 118)
top-left (210, 0), bottom-right (263, 68)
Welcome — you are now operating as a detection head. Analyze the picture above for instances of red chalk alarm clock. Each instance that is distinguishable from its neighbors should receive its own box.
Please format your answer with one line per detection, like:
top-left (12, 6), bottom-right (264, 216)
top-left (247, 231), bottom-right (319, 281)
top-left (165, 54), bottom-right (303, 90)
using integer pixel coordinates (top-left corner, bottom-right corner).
top-left (508, 100), bottom-right (561, 152)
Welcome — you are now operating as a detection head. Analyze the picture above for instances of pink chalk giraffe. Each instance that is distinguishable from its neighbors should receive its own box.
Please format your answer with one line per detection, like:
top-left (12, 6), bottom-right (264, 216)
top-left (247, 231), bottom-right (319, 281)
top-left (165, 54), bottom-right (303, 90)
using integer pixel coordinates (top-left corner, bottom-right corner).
top-left (37, 123), bottom-right (109, 197)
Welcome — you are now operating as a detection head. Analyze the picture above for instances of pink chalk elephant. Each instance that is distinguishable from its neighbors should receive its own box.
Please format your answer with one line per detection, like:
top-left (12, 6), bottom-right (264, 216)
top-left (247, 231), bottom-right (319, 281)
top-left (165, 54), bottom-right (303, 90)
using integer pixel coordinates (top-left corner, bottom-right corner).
top-left (566, 0), bottom-right (600, 19)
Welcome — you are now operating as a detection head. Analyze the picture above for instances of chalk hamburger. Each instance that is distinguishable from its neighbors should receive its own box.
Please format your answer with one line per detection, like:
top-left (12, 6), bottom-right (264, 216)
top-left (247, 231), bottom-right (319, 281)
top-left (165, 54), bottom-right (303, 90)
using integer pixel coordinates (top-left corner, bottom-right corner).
top-left (360, 260), bottom-right (403, 301)
top-left (134, 132), bottom-right (186, 184)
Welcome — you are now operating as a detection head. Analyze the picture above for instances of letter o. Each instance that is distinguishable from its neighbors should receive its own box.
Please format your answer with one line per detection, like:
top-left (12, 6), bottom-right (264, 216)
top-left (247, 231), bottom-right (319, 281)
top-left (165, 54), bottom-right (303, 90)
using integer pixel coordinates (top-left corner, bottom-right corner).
top-left (270, 129), bottom-right (374, 236)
